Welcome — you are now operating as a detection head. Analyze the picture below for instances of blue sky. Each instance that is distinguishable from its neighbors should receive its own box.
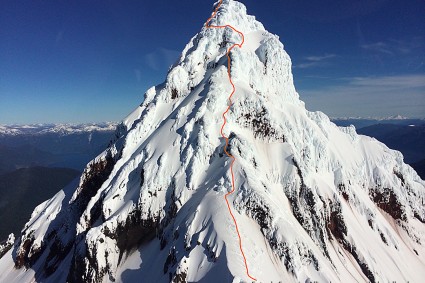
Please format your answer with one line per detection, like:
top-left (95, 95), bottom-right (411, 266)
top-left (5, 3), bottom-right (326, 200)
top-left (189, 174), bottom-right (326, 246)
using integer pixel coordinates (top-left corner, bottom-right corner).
top-left (0, 0), bottom-right (424, 124)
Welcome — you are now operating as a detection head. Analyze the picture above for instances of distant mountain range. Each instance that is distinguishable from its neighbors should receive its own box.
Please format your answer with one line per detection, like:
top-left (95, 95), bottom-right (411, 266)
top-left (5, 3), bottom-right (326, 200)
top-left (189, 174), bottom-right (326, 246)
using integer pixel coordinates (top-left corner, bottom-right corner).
top-left (0, 123), bottom-right (117, 242)
top-left (332, 118), bottom-right (425, 129)
top-left (331, 115), bottom-right (413, 120)
top-left (0, 122), bottom-right (117, 136)
top-left (0, 123), bottom-right (117, 174)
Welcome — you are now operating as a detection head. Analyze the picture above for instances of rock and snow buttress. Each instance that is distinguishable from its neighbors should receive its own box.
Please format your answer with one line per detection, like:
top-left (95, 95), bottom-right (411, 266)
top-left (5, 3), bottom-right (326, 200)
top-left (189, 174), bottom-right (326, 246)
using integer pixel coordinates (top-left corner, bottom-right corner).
top-left (1, 0), bottom-right (424, 282)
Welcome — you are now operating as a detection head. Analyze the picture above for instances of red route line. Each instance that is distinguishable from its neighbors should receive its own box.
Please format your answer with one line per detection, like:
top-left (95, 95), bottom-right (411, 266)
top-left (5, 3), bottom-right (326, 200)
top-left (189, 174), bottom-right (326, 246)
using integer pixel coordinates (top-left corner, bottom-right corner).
top-left (205, 1), bottom-right (257, 281)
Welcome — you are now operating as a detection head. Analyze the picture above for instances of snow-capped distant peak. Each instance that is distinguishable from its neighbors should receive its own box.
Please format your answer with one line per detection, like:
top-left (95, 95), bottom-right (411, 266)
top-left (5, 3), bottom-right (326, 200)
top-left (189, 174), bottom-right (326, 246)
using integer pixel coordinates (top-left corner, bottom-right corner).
top-left (331, 115), bottom-right (414, 121)
top-left (0, 122), bottom-right (118, 136)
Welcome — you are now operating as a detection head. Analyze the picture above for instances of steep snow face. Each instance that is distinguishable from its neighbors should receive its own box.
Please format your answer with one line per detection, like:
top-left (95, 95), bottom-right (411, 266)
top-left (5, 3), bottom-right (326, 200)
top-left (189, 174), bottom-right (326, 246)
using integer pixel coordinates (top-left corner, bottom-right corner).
top-left (1, 1), bottom-right (424, 282)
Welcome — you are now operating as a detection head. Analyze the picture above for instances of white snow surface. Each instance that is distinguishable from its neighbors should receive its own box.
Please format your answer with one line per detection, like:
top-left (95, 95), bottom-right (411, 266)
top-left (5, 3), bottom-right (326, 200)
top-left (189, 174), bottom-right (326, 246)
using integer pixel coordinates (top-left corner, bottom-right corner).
top-left (1, 1), bottom-right (424, 282)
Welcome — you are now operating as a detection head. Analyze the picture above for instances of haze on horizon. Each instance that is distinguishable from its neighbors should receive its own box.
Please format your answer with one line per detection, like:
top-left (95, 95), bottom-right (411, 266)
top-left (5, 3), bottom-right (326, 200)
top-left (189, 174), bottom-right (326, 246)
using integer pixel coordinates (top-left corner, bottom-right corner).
top-left (1, 0), bottom-right (424, 124)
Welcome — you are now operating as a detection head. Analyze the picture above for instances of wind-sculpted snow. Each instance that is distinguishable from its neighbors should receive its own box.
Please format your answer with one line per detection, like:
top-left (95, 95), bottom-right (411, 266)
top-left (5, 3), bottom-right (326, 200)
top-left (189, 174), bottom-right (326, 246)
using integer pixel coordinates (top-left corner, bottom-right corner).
top-left (0, 234), bottom-right (14, 259)
top-left (1, 1), bottom-right (424, 282)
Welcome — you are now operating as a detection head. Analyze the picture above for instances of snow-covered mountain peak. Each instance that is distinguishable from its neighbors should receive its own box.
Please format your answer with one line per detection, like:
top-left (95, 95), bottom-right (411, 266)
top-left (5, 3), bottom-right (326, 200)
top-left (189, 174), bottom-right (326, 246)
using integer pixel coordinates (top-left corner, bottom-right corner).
top-left (148, 0), bottom-right (300, 112)
top-left (207, 0), bottom-right (265, 33)
top-left (1, 1), bottom-right (424, 283)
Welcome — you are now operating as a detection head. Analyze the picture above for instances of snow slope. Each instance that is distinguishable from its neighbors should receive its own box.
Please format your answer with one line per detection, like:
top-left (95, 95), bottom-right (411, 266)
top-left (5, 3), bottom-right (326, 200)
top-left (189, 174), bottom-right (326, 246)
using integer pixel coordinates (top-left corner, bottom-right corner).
top-left (1, 1), bottom-right (424, 282)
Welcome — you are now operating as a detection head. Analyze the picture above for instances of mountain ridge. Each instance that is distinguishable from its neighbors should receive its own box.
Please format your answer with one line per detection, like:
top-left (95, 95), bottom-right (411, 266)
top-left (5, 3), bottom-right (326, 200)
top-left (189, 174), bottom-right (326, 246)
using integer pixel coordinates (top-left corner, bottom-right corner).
top-left (205, 1), bottom-right (256, 280)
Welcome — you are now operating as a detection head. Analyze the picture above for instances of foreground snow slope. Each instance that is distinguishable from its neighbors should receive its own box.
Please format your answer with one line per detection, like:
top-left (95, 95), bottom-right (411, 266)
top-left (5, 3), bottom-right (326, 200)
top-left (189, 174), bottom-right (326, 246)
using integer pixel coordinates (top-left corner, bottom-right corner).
top-left (1, 1), bottom-right (424, 282)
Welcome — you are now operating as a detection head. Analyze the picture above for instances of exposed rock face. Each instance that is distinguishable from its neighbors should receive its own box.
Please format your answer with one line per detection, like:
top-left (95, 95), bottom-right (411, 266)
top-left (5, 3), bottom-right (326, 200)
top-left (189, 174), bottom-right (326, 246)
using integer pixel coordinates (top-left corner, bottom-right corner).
top-left (1, 1), bottom-right (424, 282)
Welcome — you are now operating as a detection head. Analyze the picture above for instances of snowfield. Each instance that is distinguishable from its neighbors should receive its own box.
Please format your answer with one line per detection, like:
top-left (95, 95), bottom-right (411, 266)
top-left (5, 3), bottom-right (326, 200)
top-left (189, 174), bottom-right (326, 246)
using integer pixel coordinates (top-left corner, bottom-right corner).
top-left (1, 1), bottom-right (424, 282)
